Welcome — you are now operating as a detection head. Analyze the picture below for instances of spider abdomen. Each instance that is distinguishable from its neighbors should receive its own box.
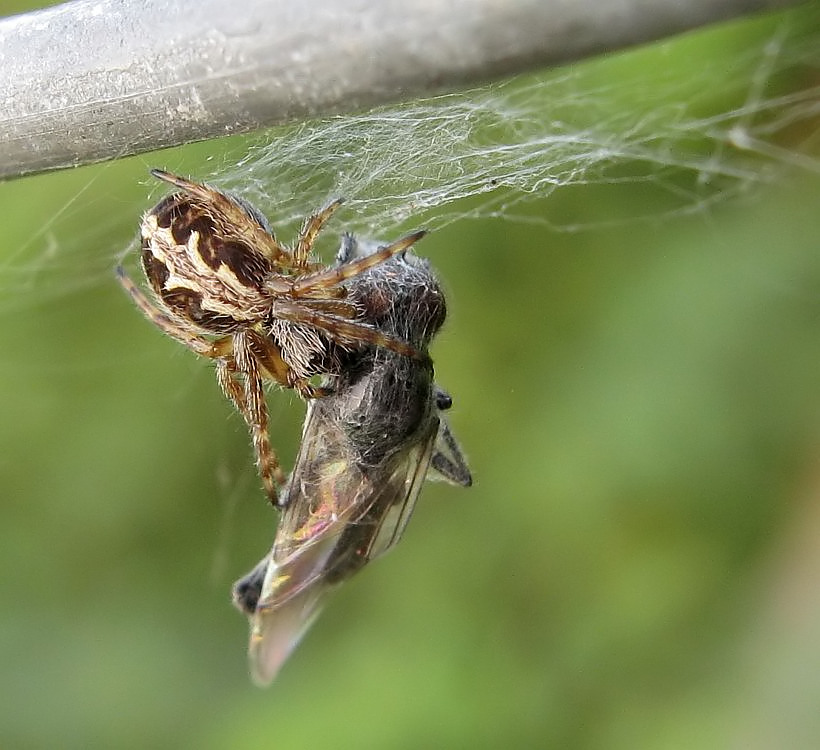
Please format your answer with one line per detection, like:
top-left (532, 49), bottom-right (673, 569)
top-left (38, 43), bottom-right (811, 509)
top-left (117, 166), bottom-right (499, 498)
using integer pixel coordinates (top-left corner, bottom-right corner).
top-left (141, 197), bottom-right (274, 332)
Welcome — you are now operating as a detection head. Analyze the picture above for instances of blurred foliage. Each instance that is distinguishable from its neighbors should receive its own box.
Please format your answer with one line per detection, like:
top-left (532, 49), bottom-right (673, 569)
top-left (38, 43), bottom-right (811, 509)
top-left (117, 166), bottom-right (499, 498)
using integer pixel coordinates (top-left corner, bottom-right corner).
top-left (2, 2), bottom-right (820, 749)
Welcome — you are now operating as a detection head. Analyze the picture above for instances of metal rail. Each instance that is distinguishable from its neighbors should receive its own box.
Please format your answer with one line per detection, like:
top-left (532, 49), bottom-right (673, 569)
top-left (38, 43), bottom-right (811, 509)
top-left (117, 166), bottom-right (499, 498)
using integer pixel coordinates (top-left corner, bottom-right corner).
top-left (0, 0), bottom-right (805, 180)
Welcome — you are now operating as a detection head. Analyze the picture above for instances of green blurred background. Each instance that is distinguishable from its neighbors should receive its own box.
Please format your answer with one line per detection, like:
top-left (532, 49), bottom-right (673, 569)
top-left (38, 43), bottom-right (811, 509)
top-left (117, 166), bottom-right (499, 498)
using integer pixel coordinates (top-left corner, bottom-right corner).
top-left (2, 2), bottom-right (820, 748)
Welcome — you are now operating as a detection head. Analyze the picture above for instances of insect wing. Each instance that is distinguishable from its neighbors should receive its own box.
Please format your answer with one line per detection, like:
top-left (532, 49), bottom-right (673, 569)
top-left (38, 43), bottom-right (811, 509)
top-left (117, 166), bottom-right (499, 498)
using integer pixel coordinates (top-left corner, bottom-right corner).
top-left (246, 400), bottom-right (364, 684)
top-left (247, 406), bottom-right (440, 685)
top-left (360, 420), bottom-right (438, 562)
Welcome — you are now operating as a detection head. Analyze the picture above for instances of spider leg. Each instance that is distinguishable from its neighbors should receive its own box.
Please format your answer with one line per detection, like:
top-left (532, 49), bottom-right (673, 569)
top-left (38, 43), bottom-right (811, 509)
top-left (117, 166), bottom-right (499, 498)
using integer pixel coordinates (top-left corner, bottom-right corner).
top-left (241, 328), bottom-right (293, 388)
top-left (216, 356), bottom-right (284, 506)
top-left (120, 264), bottom-right (288, 500)
top-left (117, 266), bottom-right (228, 357)
top-left (268, 230), bottom-right (426, 295)
top-left (272, 300), bottom-right (424, 360)
top-left (149, 169), bottom-right (291, 265)
top-left (293, 198), bottom-right (345, 266)
top-left (295, 298), bottom-right (362, 319)
top-left (215, 357), bottom-right (248, 413)
top-left (231, 330), bottom-right (287, 507)
top-left (241, 328), bottom-right (331, 399)
top-left (151, 169), bottom-right (227, 203)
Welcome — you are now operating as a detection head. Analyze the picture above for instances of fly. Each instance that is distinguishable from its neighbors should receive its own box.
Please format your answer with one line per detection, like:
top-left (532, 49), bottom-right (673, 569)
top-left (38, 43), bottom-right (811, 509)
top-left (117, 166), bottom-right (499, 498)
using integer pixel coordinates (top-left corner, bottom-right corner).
top-left (232, 235), bottom-right (471, 685)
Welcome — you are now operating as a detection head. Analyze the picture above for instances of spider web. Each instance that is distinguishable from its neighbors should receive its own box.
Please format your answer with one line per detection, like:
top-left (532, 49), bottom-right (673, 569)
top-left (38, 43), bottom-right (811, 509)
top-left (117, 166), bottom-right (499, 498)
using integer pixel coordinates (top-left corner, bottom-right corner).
top-left (0, 8), bottom-right (818, 319)
top-left (213, 9), bottom-right (820, 235)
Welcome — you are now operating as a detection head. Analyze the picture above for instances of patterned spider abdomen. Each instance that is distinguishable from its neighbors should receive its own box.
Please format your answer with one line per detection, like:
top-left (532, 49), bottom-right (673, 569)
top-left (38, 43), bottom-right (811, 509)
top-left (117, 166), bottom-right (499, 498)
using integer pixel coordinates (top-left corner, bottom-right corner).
top-left (141, 192), bottom-right (275, 334)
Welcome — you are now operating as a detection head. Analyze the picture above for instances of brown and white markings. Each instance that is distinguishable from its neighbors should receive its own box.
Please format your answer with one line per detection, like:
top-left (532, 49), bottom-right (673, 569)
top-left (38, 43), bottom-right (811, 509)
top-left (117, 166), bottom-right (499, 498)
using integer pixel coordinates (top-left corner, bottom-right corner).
top-left (117, 169), bottom-right (427, 506)
top-left (232, 239), bottom-right (471, 686)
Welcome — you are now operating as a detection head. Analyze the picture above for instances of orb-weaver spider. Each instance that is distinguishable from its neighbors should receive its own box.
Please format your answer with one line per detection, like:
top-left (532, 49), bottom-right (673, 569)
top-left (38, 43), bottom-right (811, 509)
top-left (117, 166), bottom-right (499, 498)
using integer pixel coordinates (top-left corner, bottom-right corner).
top-left (117, 169), bottom-right (426, 506)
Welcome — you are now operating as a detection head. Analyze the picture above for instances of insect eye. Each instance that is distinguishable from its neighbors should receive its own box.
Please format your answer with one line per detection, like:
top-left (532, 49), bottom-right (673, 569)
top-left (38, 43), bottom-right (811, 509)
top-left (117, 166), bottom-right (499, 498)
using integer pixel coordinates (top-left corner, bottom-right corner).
top-left (434, 388), bottom-right (453, 411)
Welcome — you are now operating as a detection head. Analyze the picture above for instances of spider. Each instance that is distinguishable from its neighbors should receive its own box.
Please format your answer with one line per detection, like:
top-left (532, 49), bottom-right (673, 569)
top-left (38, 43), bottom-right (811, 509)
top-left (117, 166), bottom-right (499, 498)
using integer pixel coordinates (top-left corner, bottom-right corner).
top-left (116, 169), bottom-right (427, 507)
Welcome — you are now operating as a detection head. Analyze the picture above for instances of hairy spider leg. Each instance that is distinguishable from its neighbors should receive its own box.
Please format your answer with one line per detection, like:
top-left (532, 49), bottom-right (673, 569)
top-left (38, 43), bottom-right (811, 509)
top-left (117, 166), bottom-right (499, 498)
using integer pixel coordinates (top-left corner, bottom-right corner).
top-left (149, 169), bottom-right (291, 265)
top-left (293, 198), bottom-right (345, 266)
top-left (291, 297), bottom-right (363, 319)
top-left (215, 356), bottom-right (287, 505)
top-left (119, 265), bottom-right (290, 506)
top-left (264, 230), bottom-right (429, 359)
top-left (272, 299), bottom-right (424, 360)
top-left (218, 332), bottom-right (288, 507)
top-left (116, 266), bottom-right (225, 357)
top-left (242, 328), bottom-right (332, 400)
top-left (271, 230), bottom-right (427, 295)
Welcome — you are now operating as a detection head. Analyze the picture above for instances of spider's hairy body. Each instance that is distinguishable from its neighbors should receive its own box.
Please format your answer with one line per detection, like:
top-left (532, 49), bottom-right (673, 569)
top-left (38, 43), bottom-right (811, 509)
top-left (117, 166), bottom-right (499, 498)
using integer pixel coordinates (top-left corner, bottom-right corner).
top-left (142, 210), bottom-right (274, 328)
top-left (117, 169), bottom-right (428, 506)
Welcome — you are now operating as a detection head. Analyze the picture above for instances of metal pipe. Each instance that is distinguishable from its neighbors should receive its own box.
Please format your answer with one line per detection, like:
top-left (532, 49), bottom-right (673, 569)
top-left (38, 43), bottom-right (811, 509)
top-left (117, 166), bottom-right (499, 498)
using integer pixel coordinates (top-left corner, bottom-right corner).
top-left (0, 0), bottom-right (805, 180)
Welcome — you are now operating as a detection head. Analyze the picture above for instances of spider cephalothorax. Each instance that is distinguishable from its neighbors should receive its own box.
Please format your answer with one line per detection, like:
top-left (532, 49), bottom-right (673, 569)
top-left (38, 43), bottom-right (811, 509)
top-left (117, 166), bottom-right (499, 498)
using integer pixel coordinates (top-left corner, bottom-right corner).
top-left (117, 169), bottom-right (427, 506)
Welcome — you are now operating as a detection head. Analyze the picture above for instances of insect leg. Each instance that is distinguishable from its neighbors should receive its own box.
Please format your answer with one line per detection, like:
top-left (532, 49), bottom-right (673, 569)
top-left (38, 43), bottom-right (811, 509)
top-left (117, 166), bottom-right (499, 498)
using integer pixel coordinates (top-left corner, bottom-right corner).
top-left (430, 418), bottom-right (472, 487)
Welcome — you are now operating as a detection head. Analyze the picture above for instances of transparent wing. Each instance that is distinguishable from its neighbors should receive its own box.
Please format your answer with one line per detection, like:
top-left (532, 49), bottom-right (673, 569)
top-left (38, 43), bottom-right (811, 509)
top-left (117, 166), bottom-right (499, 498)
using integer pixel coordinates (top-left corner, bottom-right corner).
top-left (247, 401), bottom-right (440, 686)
